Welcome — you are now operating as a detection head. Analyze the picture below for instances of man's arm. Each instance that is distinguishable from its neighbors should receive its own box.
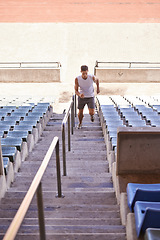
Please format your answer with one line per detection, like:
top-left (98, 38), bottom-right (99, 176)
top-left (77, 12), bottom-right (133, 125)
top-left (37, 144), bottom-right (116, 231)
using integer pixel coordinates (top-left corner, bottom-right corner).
top-left (75, 78), bottom-right (84, 98)
top-left (93, 76), bottom-right (100, 94)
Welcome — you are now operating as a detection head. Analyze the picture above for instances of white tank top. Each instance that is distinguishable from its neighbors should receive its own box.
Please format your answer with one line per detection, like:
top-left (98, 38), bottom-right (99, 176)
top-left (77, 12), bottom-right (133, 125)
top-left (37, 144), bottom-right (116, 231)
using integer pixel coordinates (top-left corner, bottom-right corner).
top-left (77, 74), bottom-right (94, 98)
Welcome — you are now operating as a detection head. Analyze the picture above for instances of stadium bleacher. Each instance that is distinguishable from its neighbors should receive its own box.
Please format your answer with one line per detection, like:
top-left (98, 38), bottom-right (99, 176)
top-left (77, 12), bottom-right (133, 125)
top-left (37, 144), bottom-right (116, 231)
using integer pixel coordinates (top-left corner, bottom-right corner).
top-left (0, 97), bottom-right (53, 199)
top-left (96, 94), bottom-right (160, 240)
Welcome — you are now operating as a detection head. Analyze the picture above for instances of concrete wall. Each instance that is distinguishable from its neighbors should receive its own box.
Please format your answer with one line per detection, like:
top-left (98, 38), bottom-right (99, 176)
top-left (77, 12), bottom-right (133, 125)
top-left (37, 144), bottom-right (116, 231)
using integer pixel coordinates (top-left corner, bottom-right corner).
top-left (0, 68), bottom-right (61, 82)
top-left (0, 23), bottom-right (160, 98)
top-left (95, 68), bottom-right (160, 83)
top-left (117, 127), bottom-right (160, 175)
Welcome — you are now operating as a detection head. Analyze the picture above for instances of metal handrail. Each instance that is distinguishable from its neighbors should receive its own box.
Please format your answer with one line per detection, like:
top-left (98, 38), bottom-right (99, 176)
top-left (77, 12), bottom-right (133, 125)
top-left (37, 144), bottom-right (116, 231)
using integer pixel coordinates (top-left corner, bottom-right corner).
top-left (0, 62), bottom-right (61, 68)
top-left (3, 136), bottom-right (62, 240)
top-left (62, 95), bottom-right (75, 176)
top-left (95, 61), bottom-right (160, 69)
top-left (0, 139), bottom-right (4, 175)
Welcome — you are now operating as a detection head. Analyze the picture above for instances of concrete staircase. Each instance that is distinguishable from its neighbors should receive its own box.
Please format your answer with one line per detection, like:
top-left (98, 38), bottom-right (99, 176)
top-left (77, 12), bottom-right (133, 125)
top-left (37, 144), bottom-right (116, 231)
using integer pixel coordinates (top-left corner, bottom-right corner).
top-left (0, 111), bottom-right (126, 240)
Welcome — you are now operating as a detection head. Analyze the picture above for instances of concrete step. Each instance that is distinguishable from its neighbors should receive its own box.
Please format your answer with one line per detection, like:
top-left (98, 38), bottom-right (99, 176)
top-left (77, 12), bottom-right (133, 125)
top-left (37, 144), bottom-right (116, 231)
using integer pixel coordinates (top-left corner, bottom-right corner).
top-left (0, 209), bottom-right (120, 219)
top-left (11, 177), bottom-right (113, 190)
top-left (0, 203), bottom-right (119, 212)
top-left (0, 224), bottom-right (126, 234)
top-left (9, 177), bottom-right (113, 191)
top-left (18, 164), bottom-right (109, 174)
top-left (1, 191), bottom-right (116, 204)
top-left (0, 233), bottom-right (126, 240)
top-left (0, 217), bottom-right (122, 226)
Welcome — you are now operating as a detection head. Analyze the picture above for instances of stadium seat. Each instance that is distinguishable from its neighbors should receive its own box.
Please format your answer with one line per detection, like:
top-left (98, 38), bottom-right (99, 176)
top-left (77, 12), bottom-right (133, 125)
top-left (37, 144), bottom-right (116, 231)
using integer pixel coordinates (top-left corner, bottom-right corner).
top-left (11, 111), bottom-right (27, 118)
top-left (127, 183), bottom-right (160, 212)
top-left (14, 124), bottom-right (33, 133)
top-left (3, 116), bottom-right (21, 122)
top-left (134, 201), bottom-right (160, 237)
top-left (0, 125), bottom-right (12, 133)
top-left (1, 106), bottom-right (17, 111)
top-left (2, 146), bottom-right (17, 162)
top-left (1, 137), bottom-right (23, 151)
top-left (145, 228), bottom-right (160, 240)
top-left (0, 120), bottom-right (17, 128)
top-left (7, 130), bottom-right (29, 141)
top-left (2, 146), bottom-right (21, 173)
top-left (3, 157), bottom-right (10, 175)
top-left (0, 131), bottom-right (4, 138)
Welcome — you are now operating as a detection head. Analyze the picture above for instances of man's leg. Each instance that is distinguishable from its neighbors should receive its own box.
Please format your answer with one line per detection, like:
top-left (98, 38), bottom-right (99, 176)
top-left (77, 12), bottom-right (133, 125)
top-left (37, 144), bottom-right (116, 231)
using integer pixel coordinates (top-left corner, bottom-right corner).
top-left (78, 109), bottom-right (84, 127)
top-left (77, 96), bottom-right (85, 128)
top-left (88, 97), bottom-right (95, 122)
top-left (89, 108), bottom-right (95, 122)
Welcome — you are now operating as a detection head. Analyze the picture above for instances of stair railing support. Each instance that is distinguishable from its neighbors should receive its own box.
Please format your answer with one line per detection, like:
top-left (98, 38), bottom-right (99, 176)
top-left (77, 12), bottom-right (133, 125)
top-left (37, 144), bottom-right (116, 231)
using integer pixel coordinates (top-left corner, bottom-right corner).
top-left (37, 182), bottom-right (46, 240)
top-left (62, 95), bottom-right (76, 176)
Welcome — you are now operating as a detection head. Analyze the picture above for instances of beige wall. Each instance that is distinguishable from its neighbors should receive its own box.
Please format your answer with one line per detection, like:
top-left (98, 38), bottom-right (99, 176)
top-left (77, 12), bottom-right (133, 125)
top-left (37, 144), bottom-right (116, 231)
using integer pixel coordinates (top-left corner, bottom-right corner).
top-left (0, 68), bottom-right (61, 82)
top-left (95, 68), bottom-right (160, 83)
top-left (0, 23), bottom-right (160, 98)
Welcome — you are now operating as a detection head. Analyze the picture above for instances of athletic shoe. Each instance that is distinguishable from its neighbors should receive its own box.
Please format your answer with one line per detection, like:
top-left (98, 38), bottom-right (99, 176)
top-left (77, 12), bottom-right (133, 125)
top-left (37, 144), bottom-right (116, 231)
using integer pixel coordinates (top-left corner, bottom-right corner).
top-left (77, 123), bottom-right (82, 129)
top-left (90, 115), bottom-right (94, 122)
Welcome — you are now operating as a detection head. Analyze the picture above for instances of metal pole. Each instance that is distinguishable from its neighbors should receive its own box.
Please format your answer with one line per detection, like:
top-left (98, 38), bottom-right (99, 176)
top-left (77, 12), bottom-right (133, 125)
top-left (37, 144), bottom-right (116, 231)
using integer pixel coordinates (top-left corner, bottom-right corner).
top-left (74, 94), bottom-right (77, 117)
top-left (68, 113), bottom-right (71, 151)
top-left (56, 139), bottom-right (63, 197)
top-left (0, 140), bottom-right (4, 175)
top-left (72, 95), bottom-right (75, 128)
top-left (71, 102), bottom-right (74, 134)
top-left (62, 123), bottom-right (67, 176)
top-left (36, 182), bottom-right (46, 240)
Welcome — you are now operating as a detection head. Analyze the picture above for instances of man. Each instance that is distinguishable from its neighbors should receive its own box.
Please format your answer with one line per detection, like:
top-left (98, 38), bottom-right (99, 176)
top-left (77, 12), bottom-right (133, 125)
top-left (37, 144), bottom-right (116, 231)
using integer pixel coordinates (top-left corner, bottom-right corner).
top-left (75, 65), bottom-right (100, 129)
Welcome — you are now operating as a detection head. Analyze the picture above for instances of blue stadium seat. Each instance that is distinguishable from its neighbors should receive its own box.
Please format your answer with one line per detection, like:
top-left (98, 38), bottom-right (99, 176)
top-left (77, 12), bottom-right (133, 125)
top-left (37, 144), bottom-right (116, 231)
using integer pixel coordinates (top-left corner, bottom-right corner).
top-left (127, 120), bottom-right (147, 127)
top-left (1, 137), bottom-right (23, 151)
top-left (14, 124), bottom-right (33, 133)
top-left (145, 228), bottom-right (160, 240)
top-left (127, 183), bottom-right (160, 211)
top-left (2, 146), bottom-right (17, 162)
top-left (11, 111), bottom-right (27, 118)
top-left (7, 130), bottom-right (29, 141)
top-left (134, 201), bottom-right (160, 237)
top-left (0, 120), bottom-right (17, 128)
top-left (19, 120), bottom-right (38, 127)
top-left (0, 131), bottom-right (4, 137)
top-left (3, 116), bottom-right (21, 122)
top-left (18, 105), bottom-right (33, 111)
top-left (3, 157), bottom-right (10, 175)
top-left (0, 125), bottom-right (12, 133)
top-left (1, 106), bottom-right (17, 111)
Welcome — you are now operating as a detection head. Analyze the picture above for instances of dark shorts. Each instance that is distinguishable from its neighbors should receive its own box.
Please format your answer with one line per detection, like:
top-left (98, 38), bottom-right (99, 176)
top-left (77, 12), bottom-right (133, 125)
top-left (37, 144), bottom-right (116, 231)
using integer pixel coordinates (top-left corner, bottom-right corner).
top-left (78, 97), bottom-right (95, 109)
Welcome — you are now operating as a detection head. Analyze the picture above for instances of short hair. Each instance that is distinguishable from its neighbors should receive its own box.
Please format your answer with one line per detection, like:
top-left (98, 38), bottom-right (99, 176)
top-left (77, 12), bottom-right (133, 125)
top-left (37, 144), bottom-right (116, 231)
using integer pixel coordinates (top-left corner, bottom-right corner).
top-left (81, 65), bottom-right (88, 71)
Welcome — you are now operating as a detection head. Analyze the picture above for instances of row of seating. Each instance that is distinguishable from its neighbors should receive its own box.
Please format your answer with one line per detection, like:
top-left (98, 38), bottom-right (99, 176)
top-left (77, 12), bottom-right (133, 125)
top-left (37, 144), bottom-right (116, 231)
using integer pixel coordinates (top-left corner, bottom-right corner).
top-left (97, 95), bottom-right (160, 152)
top-left (96, 95), bottom-right (160, 240)
top-left (0, 97), bottom-right (53, 199)
top-left (127, 183), bottom-right (160, 239)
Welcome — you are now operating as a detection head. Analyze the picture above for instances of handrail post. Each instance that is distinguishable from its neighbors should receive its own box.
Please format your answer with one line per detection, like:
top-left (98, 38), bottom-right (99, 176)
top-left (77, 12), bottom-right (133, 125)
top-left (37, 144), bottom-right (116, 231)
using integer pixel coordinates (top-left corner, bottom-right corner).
top-left (68, 113), bottom-right (71, 151)
top-left (71, 101), bottom-right (74, 134)
top-left (56, 139), bottom-right (63, 197)
top-left (62, 123), bottom-right (67, 176)
top-left (72, 95), bottom-right (75, 128)
top-left (0, 142), bottom-right (4, 175)
top-left (36, 182), bottom-right (46, 240)
top-left (74, 94), bottom-right (77, 117)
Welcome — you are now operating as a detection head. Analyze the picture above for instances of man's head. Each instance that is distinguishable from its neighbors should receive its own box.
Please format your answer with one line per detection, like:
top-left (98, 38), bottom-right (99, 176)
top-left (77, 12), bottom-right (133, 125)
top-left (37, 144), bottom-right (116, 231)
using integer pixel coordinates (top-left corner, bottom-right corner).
top-left (81, 65), bottom-right (88, 80)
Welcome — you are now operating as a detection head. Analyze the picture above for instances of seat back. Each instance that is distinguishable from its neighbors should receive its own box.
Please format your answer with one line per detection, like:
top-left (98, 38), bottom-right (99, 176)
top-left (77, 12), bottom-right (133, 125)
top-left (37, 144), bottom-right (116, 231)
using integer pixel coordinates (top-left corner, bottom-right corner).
top-left (117, 127), bottom-right (160, 175)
